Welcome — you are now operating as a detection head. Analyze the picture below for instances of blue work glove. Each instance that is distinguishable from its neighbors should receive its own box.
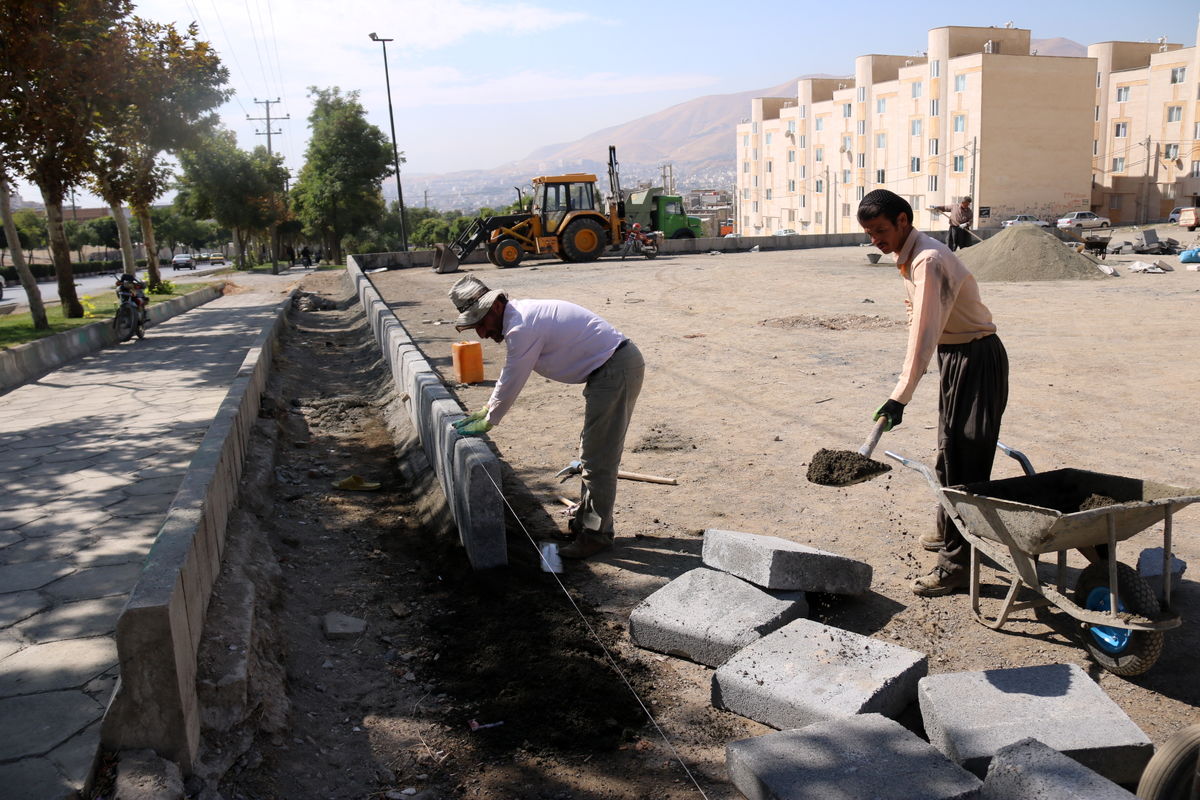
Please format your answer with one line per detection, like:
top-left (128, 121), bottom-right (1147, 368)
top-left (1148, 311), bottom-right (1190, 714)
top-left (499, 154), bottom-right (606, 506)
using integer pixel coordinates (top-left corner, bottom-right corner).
top-left (873, 399), bottom-right (905, 432)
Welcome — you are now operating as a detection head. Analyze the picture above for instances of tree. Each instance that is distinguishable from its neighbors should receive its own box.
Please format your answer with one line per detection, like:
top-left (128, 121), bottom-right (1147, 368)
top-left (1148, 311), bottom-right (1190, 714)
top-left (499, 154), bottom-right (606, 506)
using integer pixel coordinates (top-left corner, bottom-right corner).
top-left (64, 219), bottom-right (97, 263)
top-left (87, 216), bottom-right (121, 252)
top-left (91, 17), bottom-right (228, 284)
top-left (176, 130), bottom-right (287, 268)
top-left (0, 0), bottom-right (133, 317)
top-left (0, 172), bottom-right (48, 328)
top-left (291, 87), bottom-right (393, 263)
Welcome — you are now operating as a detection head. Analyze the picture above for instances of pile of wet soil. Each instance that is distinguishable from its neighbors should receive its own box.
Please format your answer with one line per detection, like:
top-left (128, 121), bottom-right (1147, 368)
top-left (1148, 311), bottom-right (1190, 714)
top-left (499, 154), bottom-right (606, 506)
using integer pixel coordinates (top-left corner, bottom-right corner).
top-left (806, 448), bottom-right (892, 486)
top-left (1079, 493), bottom-right (1120, 511)
top-left (959, 225), bottom-right (1112, 282)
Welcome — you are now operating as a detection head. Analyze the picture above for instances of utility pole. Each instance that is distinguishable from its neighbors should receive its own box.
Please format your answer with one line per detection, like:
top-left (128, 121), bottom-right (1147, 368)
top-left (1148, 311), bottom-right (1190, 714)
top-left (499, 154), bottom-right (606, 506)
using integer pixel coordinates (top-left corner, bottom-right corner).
top-left (969, 136), bottom-right (978, 226)
top-left (824, 165), bottom-right (830, 234)
top-left (368, 32), bottom-right (409, 252)
top-left (424, 189), bottom-right (429, 208)
top-left (248, 98), bottom-right (289, 156)
top-left (1139, 136), bottom-right (1153, 223)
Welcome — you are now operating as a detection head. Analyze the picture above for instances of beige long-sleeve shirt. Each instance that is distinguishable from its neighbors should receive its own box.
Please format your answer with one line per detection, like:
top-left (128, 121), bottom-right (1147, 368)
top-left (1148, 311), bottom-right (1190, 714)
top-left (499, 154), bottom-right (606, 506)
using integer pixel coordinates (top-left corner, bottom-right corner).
top-left (890, 229), bottom-right (997, 405)
top-left (937, 203), bottom-right (973, 226)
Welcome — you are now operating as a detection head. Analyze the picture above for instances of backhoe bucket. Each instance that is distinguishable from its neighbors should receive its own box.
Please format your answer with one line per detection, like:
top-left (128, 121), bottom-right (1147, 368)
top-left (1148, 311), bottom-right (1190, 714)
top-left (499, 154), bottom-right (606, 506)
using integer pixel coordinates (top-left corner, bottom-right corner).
top-left (432, 244), bottom-right (460, 274)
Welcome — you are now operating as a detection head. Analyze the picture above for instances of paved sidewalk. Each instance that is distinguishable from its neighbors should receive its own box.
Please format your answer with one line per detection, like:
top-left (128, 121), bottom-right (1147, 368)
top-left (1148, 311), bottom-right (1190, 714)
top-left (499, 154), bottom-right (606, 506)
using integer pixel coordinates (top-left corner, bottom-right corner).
top-left (0, 275), bottom-right (301, 798)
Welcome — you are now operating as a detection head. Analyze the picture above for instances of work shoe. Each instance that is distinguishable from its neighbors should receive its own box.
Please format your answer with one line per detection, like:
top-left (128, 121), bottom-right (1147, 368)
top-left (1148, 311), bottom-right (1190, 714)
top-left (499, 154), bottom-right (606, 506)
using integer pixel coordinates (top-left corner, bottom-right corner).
top-left (911, 565), bottom-right (968, 597)
top-left (919, 531), bottom-right (945, 552)
top-left (558, 533), bottom-right (613, 560)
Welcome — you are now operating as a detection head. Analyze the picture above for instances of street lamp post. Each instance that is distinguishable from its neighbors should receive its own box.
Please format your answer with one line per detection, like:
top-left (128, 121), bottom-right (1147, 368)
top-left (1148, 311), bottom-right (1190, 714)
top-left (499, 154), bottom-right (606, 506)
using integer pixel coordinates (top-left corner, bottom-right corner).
top-left (368, 32), bottom-right (409, 252)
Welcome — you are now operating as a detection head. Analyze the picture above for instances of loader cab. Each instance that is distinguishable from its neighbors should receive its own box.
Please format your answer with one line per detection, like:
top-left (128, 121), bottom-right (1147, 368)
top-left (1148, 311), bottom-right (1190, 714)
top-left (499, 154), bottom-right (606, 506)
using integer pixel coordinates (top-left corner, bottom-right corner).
top-left (532, 174), bottom-right (599, 234)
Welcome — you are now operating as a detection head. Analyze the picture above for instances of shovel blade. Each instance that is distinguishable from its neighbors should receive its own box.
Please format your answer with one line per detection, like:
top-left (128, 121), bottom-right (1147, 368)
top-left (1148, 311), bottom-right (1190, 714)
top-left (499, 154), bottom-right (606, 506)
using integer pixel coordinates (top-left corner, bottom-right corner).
top-left (806, 448), bottom-right (892, 487)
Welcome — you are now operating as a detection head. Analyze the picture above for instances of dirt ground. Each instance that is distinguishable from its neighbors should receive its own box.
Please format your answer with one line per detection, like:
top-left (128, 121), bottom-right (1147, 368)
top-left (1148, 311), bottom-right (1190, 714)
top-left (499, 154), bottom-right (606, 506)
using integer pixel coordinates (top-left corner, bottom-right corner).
top-left (213, 235), bottom-right (1199, 799)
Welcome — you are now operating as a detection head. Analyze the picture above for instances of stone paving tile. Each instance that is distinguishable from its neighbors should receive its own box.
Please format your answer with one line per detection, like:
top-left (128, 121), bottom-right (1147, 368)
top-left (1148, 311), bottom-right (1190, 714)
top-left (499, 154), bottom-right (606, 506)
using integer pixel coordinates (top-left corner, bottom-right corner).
top-left (0, 532), bottom-right (95, 566)
top-left (16, 596), bottom-right (127, 643)
top-left (82, 514), bottom-right (164, 540)
top-left (73, 533), bottom-right (157, 567)
top-left (17, 508), bottom-right (114, 537)
top-left (0, 637), bottom-right (118, 696)
top-left (48, 719), bottom-right (103, 792)
top-left (0, 591), bottom-right (52, 629)
top-left (0, 632), bottom-right (27, 660)
top-left (0, 756), bottom-right (77, 800)
top-left (104, 491), bottom-right (177, 518)
top-left (0, 531), bottom-right (22, 547)
top-left (43, 563), bottom-right (142, 603)
top-left (0, 508), bottom-right (48, 531)
top-left (124, 474), bottom-right (184, 496)
top-left (0, 561), bottom-right (75, 592)
top-left (0, 690), bottom-right (104, 758)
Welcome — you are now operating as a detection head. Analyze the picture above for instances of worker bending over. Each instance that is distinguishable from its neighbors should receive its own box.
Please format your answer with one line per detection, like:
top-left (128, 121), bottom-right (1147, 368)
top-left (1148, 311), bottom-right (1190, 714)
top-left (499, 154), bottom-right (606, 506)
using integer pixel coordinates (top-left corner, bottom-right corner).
top-left (448, 275), bottom-right (645, 560)
top-left (858, 190), bottom-right (1009, 596)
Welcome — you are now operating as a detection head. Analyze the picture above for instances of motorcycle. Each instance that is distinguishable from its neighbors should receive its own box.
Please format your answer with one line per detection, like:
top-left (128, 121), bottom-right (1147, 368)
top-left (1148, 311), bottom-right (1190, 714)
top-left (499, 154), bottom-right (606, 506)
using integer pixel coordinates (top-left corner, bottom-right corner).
top-left (112, 276), bottom-right (147, 342)
top-left (620, 227), bottom-right (658, 260)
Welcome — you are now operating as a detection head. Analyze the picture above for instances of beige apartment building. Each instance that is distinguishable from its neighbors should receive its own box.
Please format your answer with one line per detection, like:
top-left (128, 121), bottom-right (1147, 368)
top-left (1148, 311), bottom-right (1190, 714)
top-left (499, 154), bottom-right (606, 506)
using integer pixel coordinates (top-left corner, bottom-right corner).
top-left (736, 25), bottom-right (1101, 235)
top-left (1092, 21), bottom-right (1200, 223)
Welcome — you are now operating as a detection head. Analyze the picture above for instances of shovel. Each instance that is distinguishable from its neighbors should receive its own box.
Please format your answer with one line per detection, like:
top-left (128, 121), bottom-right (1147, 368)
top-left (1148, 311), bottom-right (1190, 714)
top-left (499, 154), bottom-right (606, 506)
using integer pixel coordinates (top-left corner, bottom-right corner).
top-left (806, 418), bottom-right (893, 487)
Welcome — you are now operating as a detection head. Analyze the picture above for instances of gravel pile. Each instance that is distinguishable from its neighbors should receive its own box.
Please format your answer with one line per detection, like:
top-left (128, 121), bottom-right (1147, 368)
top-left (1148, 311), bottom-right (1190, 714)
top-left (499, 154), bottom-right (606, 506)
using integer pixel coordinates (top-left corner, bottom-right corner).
top-left (958, 225), bottom-right (1113, 282)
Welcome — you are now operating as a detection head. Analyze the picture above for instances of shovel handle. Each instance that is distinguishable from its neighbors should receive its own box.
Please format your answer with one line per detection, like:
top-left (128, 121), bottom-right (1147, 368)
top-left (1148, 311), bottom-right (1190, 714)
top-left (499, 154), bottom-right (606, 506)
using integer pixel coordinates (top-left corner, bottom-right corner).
top-left (858, 418), bottom-right (888, 458)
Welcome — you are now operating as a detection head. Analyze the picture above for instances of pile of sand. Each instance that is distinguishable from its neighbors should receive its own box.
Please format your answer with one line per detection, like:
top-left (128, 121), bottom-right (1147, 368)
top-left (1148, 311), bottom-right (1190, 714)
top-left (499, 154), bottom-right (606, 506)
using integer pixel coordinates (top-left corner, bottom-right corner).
top-left (958, 225), bottom-right (1113, 282)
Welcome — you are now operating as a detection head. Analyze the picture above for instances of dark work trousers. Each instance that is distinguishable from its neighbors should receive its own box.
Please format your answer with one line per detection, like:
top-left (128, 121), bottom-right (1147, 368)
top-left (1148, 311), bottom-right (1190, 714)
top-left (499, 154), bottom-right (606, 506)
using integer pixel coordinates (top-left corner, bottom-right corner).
top-left (935, 334), bottom-right (1009, 572)
top-left (948, 225), bottom-right (972, 251)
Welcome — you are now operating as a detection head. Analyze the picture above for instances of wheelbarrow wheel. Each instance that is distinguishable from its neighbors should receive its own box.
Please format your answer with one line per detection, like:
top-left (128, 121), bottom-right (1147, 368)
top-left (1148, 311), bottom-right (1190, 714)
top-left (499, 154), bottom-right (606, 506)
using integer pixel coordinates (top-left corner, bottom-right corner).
top-left (1073, 561), bottom-right (1163, 676)
top-left (1136, 722), bottom-right (1200, 800)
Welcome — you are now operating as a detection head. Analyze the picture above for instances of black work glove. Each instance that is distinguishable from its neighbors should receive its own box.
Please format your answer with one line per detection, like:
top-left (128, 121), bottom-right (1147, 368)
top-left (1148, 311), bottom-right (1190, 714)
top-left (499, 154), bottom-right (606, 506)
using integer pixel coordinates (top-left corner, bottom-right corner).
top-left (873, 399), bottom-right (906, 432)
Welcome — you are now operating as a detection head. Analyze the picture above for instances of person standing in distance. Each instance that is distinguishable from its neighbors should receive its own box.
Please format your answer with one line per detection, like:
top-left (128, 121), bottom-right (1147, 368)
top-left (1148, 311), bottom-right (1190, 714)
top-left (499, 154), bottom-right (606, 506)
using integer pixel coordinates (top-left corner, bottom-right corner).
top-left (858, 190), bottom-right (1009, 596)
top-left (934, 195), bottom-right (974, 251)
top-left (448, 275), bottom-right (645, 560)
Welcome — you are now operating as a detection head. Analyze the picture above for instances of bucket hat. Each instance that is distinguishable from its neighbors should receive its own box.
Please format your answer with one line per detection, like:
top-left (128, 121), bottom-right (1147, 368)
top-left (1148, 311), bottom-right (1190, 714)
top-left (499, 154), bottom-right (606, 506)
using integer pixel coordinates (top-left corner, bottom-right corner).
top-left (449, 275), bottom-right (505, 330)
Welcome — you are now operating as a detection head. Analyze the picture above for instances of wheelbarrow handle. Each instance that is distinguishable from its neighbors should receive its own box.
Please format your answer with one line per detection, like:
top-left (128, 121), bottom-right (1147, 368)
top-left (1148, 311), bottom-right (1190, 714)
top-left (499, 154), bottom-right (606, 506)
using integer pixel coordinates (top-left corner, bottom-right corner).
top-left (997, 442), bottom-right (1036, 477)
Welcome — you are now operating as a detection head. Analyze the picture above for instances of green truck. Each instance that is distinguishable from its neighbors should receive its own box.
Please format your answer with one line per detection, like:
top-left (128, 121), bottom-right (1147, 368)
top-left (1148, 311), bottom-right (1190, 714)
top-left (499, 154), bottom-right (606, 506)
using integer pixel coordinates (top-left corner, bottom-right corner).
top-left (622, 187), bottom-right (704, 239)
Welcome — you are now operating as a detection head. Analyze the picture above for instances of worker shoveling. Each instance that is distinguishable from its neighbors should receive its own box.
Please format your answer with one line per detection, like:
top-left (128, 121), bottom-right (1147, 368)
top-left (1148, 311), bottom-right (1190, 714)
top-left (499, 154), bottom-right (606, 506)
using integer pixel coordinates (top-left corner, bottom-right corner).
top-left (806, 418), bottom-right (892, 487)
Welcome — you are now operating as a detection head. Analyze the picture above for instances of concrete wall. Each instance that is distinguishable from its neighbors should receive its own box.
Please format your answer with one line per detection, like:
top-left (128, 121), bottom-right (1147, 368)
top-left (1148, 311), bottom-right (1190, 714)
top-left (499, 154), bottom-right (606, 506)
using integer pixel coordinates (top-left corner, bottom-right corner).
top-left (0, 284), bottom-right (224, 395)
top-left (344, 255), bottom-right (506, 571)
top-left (100, 292), bottom-right (293, 772)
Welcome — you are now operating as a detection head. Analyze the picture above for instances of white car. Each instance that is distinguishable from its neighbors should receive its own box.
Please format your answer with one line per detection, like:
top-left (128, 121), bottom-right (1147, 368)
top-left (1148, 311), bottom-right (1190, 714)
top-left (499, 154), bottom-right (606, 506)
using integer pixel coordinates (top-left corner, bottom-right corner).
top-left (1001, 215), bottom-right (1049, 228)
top-left (1168, 207), bottom-right (1185, 223)
top-left (773, 228), bottom-right (798, 236)
top-left (1056, 211), bottom-right (1110, 230)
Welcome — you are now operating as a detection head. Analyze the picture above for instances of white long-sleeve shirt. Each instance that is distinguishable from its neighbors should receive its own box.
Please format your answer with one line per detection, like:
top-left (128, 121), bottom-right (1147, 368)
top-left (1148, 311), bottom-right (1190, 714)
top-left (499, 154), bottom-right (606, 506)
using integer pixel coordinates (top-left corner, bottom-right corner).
top-left (485, 299), bottom-right (626, 425)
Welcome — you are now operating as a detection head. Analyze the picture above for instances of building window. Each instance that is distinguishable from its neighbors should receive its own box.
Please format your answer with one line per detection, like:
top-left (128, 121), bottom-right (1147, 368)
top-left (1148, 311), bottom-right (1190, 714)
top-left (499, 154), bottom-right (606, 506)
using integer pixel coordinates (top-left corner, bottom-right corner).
top-left (842, 169), bottom-right (851, 184)
top-left (930, 99), bottom-right (940, 117)
top-left (1110, 194), bottom-right (1123, 209)
top-left (928, 175), bottom-right (938, 191)
top-left (841, 135), bottom-right (852, 151)
top-left (1096, 71), bottom-right (1101, 88)
top-left (856, 186), bottom-right (865, 201)
top-left (912, 81), bottom-right (923, 98)
top-left (929, 139), bottom-right (939, 156)
top-left (856, 153), bottom-right (865, 168)
top-left (930, 60), bottom-right (940, 77)
top-left (765, 133), bottom-right (772, 145)
top-left (1095, 106), bottom-right (1100, 121)
top-left (910, 157), bottom-right (921, 173)
top-left (799, 104), bottom-right (807, 118)
top-left (841, 203), bottom-right (851, 217)
top-left (800, 195), bottom-right (806, 208)
top-left (787, 180), bottom-right (796, 191)
top-left (815, 147), bottom-right (824, 162)
top-left (1195, 122), bottom-right (1200, 139)
top-left (787, 150), bottom-right (795, 163)
top-left (1116, 86), bottom-right (1130, 102)
top-left (875, 169), bottom-right (885, 183)
top-left (856, 120), bottom-right (866, 134)
top-left (1114, 122), bottom-right (1127, 138)
top-left (1165, 143), bottom-right (1180, 159)
top-left (798, 135), bottom-right (806, 149)
top-left (787, 120), bottom-right (796, 134)
top-left (753, 175), bottom-right (758, 187)
top-left (742, 188), bottom-right (749, 199)
top-left (742, 134), bottom-right (749, 147)
top-left (1192, 161), bottom-right (1200, 178)
top-left (1167, 106), bottom-right (1182, 123)
top-left (953, 155), bottom-right (965, 172)
top-left (788, 209), bottom-right (795, 222)
top-left (815, 179), bottom-right (824, 193)
top-left (815, 118), bottom-right (824, 131)
top-left (766, 161), bottom-right (773, 173)
top-left (766, 189), bottom-right (772, 200)
top-left (1170, 66), bottom-right (1186, 84)
top-left (842, 103), bottom-right (853, 118)
top-left (857, 86), bottom-right (866, 101)
top-left (815, 211), bottom-right (823, 224)
top-left (742, 161), bottom-right (749, 173)
top-left (876, 97), bottom-right (886, 113)
top-left (953, 115), bottom-right (965, 132)
top-left (954, 74), bottom-right (966, 92)
top-left (752, 201), bottom-right (759, 212)
top-left (1112, 157), bottom-right (1125, 172)
top-left (1093, 140), bottom-right (1098, 156)
top-left (752, 122), bottom-right (758, 133)
top-left (911, 119), bottom-right (922, 136)
top-left (799, 165), bottom-right (806, 178)
top-left (876, 132), bottom-right (886, 148)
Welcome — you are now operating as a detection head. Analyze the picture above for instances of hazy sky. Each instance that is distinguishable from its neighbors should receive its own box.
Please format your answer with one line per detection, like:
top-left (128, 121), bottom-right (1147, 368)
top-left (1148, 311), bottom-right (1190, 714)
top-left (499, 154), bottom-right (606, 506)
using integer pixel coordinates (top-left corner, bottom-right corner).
top-left (11, 0), bottom-right (1198, 208)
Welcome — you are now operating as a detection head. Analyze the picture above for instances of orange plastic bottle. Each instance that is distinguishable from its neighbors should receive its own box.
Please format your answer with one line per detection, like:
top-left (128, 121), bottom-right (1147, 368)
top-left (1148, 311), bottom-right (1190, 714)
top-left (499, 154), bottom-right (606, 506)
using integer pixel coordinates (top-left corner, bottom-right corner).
top-left (451, 341), bottom-right (484, 384)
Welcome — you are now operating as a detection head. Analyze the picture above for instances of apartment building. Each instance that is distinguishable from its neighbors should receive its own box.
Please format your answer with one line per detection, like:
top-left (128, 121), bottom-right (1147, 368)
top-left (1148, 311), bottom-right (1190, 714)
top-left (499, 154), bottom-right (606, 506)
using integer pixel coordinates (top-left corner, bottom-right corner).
top-left (736, 25), bottom-right (1096, 235)
top-left (1091, 20), bottom-right (1200, 223)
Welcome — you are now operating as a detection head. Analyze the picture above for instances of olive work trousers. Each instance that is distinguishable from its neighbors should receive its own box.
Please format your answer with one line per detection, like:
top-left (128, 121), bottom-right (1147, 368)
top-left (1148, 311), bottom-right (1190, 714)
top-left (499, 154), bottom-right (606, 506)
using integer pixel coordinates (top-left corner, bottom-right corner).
top-left (575, 341), bottom-right (645, 541)
top-left (935, 334), bottom-right (1009, 572)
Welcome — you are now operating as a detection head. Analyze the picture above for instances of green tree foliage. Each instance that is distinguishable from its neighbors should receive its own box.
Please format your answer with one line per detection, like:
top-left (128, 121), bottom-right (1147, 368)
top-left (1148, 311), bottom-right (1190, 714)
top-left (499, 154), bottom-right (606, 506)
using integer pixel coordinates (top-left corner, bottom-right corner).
top-left (86, 216), bottom-right (121, 250)
top-left (64, 219), bottom-right (97, 262)
top-left (0, 0), bottom-right (133, 317)
top-left (291, 87), bottom-right (393, 263)
top-left (176, 130), bottom-right (287, 268)
top-left (12, 209), bottom-right (48, 253)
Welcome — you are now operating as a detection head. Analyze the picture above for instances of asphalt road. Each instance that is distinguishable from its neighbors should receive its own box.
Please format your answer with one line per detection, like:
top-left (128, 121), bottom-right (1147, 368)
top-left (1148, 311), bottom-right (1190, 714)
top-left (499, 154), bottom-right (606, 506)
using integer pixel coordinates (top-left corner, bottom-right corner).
top-left (0, 263), bottom-right (229, 310)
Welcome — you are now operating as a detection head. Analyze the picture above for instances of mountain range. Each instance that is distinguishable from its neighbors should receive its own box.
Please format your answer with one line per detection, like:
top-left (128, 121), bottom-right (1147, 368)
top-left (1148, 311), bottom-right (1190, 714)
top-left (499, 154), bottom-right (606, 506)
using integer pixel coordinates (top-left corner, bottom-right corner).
top-left (406, 37), bottom-right (1085, 211)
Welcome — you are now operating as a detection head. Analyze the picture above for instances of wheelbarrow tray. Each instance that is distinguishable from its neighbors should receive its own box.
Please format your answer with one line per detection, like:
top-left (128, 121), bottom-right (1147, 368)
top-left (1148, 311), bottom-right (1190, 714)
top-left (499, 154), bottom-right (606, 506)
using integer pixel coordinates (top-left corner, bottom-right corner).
top-left (944, 468), bottom-right (1200, 556)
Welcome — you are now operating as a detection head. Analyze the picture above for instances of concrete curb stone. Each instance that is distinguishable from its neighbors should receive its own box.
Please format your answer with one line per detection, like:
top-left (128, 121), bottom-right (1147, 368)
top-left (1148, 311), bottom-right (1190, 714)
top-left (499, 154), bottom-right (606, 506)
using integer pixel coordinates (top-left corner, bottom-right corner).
top-left (701, 528), bottom-right (872, 594)
top-left (979, 737), bottom-right (1137, 799)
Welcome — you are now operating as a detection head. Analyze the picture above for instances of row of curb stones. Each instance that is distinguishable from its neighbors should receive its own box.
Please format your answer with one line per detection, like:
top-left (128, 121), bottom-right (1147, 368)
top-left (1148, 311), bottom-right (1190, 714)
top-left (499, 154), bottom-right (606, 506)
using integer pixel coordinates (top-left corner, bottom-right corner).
top-left (628, 529), bottom-right (1151, 799)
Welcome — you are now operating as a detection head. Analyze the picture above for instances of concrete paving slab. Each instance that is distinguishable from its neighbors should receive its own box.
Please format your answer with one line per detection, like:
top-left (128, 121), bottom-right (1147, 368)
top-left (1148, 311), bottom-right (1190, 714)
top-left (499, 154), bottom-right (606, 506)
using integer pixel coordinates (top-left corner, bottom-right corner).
top-left (16, 595), bottom-right (127, 643)
top-left (0, 633), bottom-right (26, 661)
top-left (43, 562), bottom-right (142, 602)
top-left (726, 714), bottom-right (982, 800)
top-left (712, 617), bottom-right (927, 729)
top-left (0, 530), bottom-right (21, 548)
top-left (0, 757), bottom-right (78, 800)
top-left (702, 528), bottom-right (873, 594)
top-left (0, 637), bottom-right (118, 696)
top-left (0, 690), bottom-right (104, 759)
top-left (0, 560), bottom-right (75, 592)
top-left (47, 719), bottom-right (102, 794)
top-left (918, 663), bottom-right (1153, 783)
top-left (0, 591), bottom-right (53, 629)
top-left (629, 567), bottom-right (807, 666)
top-left (980, 737), bottom-right (1137, 799)
top-left (0, 531), bottom-right (94, 565)
top-left (0, 507), bottom-right (48, 530)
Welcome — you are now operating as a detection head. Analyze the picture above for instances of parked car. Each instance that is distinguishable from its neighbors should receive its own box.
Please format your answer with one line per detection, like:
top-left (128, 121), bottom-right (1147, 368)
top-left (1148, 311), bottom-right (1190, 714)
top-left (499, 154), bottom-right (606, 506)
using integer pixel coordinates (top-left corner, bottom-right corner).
top-left (1001, 214), bottom-right (1049, 228)
top-left (207, 253), bottom-right (226, 265)
top-left (773, 228), bottom-right (798, 236)
top-left (1178, 207), bottom-right (1198, 232)
top-left (1056, 211), bottom-right (1110, 230)
top-left (171, 253), bottom-right (196, 270)
top-left (723, 232), bottom-right (741, 238)
top-left (1168, 207), bottom-right (1185, 224)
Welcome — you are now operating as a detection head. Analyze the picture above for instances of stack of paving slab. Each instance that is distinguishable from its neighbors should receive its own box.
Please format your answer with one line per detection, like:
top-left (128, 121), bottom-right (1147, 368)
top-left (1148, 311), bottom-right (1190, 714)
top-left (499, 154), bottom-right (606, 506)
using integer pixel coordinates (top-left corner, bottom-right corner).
top-left (625, 530), bottom-right (1155, 799)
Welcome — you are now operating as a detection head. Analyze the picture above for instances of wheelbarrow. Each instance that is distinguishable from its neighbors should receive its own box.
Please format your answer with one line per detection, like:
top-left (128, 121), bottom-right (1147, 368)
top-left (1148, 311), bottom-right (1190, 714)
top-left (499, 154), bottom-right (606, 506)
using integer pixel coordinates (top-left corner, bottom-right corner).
top-left (885, 443), bottom-right (1200, 676)
top-left (1083, 233), bottom-right (1112, 259)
